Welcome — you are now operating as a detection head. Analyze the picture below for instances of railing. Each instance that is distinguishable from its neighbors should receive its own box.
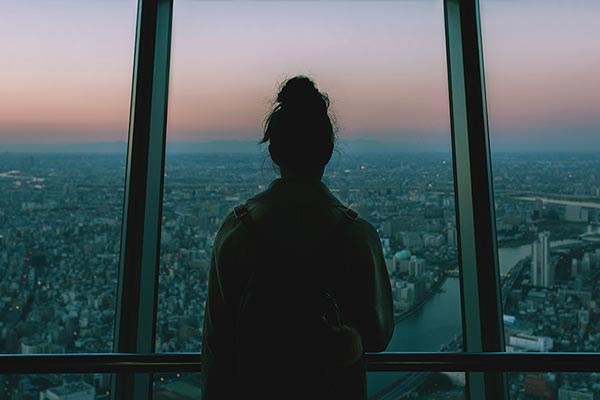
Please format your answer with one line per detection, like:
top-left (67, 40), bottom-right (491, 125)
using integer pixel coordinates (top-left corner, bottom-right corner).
top-left (2, 352), bottom-right (600, 374)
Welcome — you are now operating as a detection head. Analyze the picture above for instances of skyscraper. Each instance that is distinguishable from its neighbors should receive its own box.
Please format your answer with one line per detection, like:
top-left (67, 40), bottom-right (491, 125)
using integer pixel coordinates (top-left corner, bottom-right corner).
top-left (531, 231), bottom-right (553, 288)
top-left (41, 382), bottom-right (95, 400)
top-left (408, 255), bottom-right (424, 278)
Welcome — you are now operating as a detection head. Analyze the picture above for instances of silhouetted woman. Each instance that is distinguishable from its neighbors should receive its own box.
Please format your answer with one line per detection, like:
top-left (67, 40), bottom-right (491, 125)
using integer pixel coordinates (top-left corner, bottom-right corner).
top-left (201, 76), bottom-right (393, 400)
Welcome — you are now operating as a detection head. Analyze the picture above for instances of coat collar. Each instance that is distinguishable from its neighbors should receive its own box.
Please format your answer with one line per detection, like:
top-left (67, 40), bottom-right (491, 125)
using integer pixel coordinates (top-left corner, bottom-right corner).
top-left (250, 177), bottom-right (344, 207)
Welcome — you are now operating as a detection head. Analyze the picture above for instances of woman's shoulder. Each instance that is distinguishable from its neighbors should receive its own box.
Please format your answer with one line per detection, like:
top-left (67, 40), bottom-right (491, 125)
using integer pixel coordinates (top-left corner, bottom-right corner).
top-left (302, 205), bottom-right (379, 254)
top-left (336, 213), bottom-right (382, 252)
top-left (214, 201), bottom-right (381, 257)
top-left (212, 209), bottom-right (252, 255)
top-left (213, 201), bottom-right (271, 251)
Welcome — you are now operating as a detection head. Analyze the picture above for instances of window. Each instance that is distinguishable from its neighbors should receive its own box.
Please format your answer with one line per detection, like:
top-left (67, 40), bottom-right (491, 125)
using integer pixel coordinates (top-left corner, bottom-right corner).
top-left (0, 1), bottom-right (137, 354)
top-left (158, 1), bottom-right (463, 397)
top-left (481, 0), bottom-right (600, 398)
top-left (0, 0), bottom-right (136, 397)
top-left (3, 1), bottom-right (598, 400)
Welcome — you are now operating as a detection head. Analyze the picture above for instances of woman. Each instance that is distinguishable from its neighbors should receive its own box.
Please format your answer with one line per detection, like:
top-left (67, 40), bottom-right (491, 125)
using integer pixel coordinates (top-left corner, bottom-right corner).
top-left (201, 76), bottom-right (393, 399)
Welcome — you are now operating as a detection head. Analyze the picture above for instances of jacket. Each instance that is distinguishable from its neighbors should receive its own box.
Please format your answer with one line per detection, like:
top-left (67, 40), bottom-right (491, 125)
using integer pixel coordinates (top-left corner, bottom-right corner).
top-left (201, 177), bottom-right (394, 399)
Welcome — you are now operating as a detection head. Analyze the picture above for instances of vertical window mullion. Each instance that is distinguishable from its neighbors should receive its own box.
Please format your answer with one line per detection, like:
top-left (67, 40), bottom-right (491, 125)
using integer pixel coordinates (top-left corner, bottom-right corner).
top-left (444, 0), bottom-right (507, 399)
top-left (113, 0), bottom-right (173, 399)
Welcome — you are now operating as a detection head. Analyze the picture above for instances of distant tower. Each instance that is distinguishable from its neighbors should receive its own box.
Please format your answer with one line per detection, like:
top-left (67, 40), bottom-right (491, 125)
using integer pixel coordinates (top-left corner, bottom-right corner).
top-left (408, 255), bottom-right (424, 278)
top-left (446, 222), bottom-right (457, 247)
top-left (531, 232), bottom-right (553, 287)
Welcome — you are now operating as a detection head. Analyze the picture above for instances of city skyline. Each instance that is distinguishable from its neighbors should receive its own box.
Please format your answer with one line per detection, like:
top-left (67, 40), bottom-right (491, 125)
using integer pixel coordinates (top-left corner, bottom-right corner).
top-left (2, 137), bottom-right (600, 154)
top-left (1, 1), bottom-right (599, 151)
top-left (2, 151), bottom-right (600, 398)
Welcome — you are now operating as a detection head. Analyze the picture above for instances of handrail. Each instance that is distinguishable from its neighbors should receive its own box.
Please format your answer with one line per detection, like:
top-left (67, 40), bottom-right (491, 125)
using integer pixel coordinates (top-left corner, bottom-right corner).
top-left (1, 352), bottom-right (599, 374)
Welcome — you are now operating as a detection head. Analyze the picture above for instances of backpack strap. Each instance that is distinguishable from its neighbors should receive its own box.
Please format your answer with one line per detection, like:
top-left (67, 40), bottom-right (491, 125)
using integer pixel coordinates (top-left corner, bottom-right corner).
top-left (332, 204), bottom-right (359, 221)
top-left (233, 203), bottom-right (256, 234)
top-left (233, 203), bottom-right (250, 219)
top-left (342, 207), bottom-right (359, 221)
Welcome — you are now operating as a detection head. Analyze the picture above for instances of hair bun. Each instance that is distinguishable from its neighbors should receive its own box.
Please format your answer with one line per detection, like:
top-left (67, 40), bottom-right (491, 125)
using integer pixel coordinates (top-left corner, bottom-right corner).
top-left (261, 75), bottom-right (335, 173)
top-left (277, 75), bottom-right (328, 111)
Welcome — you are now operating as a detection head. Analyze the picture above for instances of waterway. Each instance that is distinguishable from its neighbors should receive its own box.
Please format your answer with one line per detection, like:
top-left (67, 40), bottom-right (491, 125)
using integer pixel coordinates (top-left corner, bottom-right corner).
top-left (368, 275), bottom-right (461, 396)
top-left (498, 239), bottom-right (583, 275)
top-left (368, 239), bottom-right (583, 397)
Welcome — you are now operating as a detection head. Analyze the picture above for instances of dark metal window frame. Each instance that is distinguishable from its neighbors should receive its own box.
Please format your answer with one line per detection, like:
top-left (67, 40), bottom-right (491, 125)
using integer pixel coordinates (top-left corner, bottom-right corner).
top-left (3, 1), bottom-right (593, 399)
top-left (112, 0), bottom-right (173, 398)
top-left (445, 0), bottom-right (507, 398)
top-left (2, 352), bottom-right (600, 375)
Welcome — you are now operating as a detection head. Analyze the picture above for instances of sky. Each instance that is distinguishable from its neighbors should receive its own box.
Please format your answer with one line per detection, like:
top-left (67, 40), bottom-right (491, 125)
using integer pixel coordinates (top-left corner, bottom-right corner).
top-left (0, 0), bottom-right (598, 151)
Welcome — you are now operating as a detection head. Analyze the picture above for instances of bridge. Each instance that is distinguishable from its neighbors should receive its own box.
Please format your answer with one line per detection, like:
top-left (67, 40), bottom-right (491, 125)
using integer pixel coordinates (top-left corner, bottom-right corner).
top-left (513, 196), bottom-right (600, 210)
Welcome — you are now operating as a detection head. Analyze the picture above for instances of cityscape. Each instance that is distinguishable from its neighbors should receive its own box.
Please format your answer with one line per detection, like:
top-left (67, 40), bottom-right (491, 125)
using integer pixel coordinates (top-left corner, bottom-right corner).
top-left (1, 151), bottom-right (600, 399)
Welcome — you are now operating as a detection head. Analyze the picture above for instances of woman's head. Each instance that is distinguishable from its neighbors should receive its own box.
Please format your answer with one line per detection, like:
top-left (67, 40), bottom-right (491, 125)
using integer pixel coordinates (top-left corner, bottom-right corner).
top-left (262, 76), bottom-right (335, 177)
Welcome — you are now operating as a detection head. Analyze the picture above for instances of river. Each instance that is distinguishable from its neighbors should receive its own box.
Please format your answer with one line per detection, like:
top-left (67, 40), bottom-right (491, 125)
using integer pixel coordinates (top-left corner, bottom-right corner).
top-left (367, 276), bottom-right (462, 396)
top-left (368, 239), bottom-right (583, 397)
top-left (498, 239), bottom-right (582, 275)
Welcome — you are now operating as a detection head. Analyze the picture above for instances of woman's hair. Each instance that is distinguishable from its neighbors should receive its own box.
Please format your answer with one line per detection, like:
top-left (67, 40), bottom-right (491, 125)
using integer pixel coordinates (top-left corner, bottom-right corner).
top-left (261, 76), bottom-right (335, 175)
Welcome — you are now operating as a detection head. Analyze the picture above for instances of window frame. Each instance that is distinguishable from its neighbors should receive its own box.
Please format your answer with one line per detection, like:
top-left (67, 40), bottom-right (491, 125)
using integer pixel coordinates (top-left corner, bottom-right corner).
top-left (112, 0), bottom-right (173, 398)
top-left (7, 1), bottom-right (597, 399)
top-left (114, 0), bottom-right (508, 398)
top-left (444, 0), bottom-right (506, 398)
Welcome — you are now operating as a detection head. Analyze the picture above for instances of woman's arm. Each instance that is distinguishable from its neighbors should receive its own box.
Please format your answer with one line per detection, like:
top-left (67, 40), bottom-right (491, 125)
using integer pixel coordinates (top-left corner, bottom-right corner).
top-left (201, 214), bottom-right (239, 400)
top-left (201, 247), bottom-right (235, 399)
top-left (353, 221), bottom-right (394, 352)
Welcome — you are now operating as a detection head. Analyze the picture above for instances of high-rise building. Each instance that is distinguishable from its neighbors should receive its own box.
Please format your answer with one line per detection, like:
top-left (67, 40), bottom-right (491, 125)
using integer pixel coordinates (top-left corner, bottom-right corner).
top-left (564, 205), bottom-right (590, 223)
top-left (524, 374), bottom-right (554, 399)
top-left (508, 333), bottom-right (553, 352)
top-left (531, 231), bottom-right (553, 287)
top-left (446, 222), bottom-right (457, 247)
top-left (41, 382), bottom-right (95, 400)
top-left (408, 255), bottom-right (424, 278)
top-left (558, 387), bottom-right (594, 400)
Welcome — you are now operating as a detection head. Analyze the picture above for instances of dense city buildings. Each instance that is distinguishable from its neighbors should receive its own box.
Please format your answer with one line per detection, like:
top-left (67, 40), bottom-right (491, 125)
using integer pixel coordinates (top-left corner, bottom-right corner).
top-left (1, 151), bottom-right (600, 399)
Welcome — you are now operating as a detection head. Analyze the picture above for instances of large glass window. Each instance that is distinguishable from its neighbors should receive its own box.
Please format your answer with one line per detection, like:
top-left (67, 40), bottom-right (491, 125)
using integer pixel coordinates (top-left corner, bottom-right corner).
top-left (481, 0), bottom-right (600, 398)
top-left (0, 0), bottom-right (137, 358)
top-left (158, 0), bottom-right (461, 397)
top-left (4, 1), bottom-right (600, 399)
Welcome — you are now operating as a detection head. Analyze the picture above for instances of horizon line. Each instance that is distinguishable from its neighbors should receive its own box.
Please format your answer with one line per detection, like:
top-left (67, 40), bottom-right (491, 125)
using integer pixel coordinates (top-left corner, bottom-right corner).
top-left (1, 138), bottom-right (599, 154)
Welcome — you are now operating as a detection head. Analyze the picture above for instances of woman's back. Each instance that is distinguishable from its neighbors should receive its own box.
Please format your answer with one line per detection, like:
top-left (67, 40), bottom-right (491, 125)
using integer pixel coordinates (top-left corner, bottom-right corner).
top-left (202, 178), bottom-right (393, 399)
top-left (201, 76), bottom-right (393, 399)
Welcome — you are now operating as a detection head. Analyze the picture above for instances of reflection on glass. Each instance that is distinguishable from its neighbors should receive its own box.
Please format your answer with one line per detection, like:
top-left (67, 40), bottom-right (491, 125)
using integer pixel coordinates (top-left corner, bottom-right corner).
top-left (153, 372), bottom-right (201, 400)
top-left (509, 372), bottom-right (600, 400)
top-left (150, 371), bottom-right (467, 400)
top-left (1, 374), bottom-right (111, 399)
top-left (368, 371), bottom-right (465, 399)
top-left (0, 2), bottom-right (137, 354)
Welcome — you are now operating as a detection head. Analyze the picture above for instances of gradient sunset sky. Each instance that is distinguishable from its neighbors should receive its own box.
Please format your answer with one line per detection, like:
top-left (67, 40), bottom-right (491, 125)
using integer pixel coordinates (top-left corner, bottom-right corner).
top-left (1, 0), bottom-right (598, 151)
